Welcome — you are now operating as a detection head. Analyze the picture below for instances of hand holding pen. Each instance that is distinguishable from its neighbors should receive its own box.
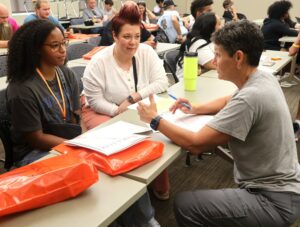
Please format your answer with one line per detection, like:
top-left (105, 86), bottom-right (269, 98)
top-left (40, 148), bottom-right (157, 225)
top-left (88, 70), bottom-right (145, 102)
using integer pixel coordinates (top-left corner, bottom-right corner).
top-left (168, 94), bottom-right (194, 114)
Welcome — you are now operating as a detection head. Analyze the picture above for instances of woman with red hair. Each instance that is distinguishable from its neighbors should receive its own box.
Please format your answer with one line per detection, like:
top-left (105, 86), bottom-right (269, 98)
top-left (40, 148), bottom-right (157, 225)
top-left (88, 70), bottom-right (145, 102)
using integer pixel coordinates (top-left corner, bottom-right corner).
top-left (82, 1), bottom-right (168, 226)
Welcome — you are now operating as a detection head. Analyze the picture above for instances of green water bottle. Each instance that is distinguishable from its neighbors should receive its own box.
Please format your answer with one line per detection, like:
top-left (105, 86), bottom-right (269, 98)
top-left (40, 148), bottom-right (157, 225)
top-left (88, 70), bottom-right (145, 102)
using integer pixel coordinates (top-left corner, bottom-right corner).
top-left (183, 52), bottom-right (198, 91)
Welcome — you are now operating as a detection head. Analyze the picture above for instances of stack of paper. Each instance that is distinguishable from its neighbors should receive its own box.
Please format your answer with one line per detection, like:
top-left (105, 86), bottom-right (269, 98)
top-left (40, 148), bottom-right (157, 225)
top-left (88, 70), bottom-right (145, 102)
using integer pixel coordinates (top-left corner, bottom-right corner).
top-left (65, 121), bottom-right (152, 156)
top-left (162, 111), bottom-right (214, 132)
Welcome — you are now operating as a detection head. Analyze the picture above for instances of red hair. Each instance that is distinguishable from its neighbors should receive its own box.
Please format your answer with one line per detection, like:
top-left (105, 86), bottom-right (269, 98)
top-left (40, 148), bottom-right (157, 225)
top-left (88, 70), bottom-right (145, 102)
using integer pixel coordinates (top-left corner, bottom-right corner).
top-left (112, 2), bottom-right (141, 36)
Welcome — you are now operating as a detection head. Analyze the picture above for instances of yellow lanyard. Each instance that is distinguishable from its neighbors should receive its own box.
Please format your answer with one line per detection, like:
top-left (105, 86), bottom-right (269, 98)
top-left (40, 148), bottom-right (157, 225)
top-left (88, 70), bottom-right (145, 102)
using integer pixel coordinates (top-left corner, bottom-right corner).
top-left (36, 68), bottom-right (66, 121)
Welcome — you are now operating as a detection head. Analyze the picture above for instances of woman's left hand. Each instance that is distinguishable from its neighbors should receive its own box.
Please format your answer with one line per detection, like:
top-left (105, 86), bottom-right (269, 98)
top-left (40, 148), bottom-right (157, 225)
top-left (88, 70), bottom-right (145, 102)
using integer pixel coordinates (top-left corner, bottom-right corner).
top-left (137, 94), bottom-right (158, 123)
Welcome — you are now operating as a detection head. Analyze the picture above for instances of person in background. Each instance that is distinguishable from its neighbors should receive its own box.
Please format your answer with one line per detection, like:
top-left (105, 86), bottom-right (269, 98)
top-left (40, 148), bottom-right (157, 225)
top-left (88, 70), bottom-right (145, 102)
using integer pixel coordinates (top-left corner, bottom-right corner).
top-left (83, 0), bottom-right (169, 202)
top-left (137, 20), bottom-right (300, 227)
top-left (222, 0), bottom-right (246, 23)
top-left (137, 1), bottom-right (157, 24)
top-left (184, 0), bottom-right (213, 30)
top-left (0, 3), bottom-right (19, 48)
top-left (83, 0), bottom-right (103, 23)
top-left (153, 0), bottom-right (164, 16)
top-left (102, 0), bottom-right (117, 24)
top-left (176, 12), bottom-right (221, 79)
top-left (24, 0), bottom-right (64, 31)
top-left (7, 20), bottom-right (80, 167)
top-left (261, 0), bottom-right (298, 51)
top-left (83, 0), bottom-right (103, 34)
top-left (157, 0), bottom-right (188, 43)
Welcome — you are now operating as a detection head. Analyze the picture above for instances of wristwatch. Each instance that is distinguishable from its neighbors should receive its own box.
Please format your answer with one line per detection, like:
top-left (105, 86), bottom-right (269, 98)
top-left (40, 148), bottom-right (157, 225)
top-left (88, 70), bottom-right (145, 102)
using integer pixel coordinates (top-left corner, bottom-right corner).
top-left (150, 115), bottom-right (163, 131)
top-left (127, 95), bottom-right (135, 104)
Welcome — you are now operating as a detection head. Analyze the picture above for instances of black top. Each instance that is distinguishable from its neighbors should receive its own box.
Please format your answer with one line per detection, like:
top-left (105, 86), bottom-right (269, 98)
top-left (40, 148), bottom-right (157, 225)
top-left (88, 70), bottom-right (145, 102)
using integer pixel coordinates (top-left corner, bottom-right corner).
top-left (261, 18), bottom-right (298, 50)
top-left (7, 66), bottom-right (80, 162)
top-left (99, 21), bottom-right (152, 46)
top-left (222, 10), bottom-right (247, 23)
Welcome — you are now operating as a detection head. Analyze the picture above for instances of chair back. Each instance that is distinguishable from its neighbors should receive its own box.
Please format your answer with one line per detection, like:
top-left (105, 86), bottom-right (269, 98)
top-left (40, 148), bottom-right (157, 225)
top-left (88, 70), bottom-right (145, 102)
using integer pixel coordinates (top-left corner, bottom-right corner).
top-left (0, 89), bottom-right (13, 170)
top-left (88, 36), bottom-right (102, 46)
top-left (67, 43), bottom-right (95, 60)
top-left (164, 49), bottom-right (179, 84)
top-left (0, 55), bottom-right (7, 77)
top-left (70, 66), bottom-right (85, 93)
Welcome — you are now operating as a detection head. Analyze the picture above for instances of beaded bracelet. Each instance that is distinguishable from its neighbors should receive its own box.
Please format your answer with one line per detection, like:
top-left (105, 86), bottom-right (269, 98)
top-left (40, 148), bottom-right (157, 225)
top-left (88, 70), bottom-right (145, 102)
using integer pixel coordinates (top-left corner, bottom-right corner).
top-left (293, 43), bottom-right (300, 48)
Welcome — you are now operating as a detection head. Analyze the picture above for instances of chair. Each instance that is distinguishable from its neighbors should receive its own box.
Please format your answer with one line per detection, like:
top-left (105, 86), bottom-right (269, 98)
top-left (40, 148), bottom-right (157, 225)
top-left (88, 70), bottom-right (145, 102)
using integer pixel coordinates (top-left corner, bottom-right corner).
top-left (67, 43), bottom-right (95, 60)
top-left (70, 17), bottom-right (85, 33)
top-left (0, 89), bottom-right (13, 170)
top-left (70, 66), bottom-right (85, 93)
top-left (0, 55), bottom-right (7, 77)
top-left (88, 36), bottom-right (102, 47)
top-left (163, 49), bottom-right (180, 84)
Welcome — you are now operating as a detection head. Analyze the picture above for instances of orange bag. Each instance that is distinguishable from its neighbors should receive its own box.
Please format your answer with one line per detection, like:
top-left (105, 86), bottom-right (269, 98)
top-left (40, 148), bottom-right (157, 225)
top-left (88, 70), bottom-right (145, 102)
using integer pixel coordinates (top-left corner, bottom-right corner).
top-left (0, 154), bottom-right (98, 217)
top-left (53, 140), bottom-right (164, 176)
top-left (82, 46), bottom-right (107, 60)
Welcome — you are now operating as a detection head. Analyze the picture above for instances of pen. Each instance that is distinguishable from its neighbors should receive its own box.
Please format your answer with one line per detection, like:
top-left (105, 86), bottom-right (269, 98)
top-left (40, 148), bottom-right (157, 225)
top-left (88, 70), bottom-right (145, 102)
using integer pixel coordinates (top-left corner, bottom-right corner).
top-left (168, 94), bottom-right (191, 110)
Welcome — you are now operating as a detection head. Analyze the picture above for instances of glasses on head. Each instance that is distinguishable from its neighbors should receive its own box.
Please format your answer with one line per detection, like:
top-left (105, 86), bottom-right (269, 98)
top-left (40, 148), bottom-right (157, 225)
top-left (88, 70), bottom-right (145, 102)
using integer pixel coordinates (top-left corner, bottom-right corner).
top-left (43, 40), bottom-right (69, 52)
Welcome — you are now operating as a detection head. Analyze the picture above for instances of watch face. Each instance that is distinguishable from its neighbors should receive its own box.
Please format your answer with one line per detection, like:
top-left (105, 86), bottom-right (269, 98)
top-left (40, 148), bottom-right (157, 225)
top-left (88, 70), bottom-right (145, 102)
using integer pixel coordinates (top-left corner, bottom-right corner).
top-left (150, 116), bottom-right (162, 130)
top-left (127, 95), bottom-right (135, 104)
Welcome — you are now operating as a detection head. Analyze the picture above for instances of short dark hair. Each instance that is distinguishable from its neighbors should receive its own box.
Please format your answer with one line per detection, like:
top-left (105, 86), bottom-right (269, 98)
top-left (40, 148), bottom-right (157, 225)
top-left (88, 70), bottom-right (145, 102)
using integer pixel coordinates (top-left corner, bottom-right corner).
top-left (104, 0), bottom-right (113, 6)
top-left (223, 0), bottom-right (233, 9)
top-left (7, 20), bottom-right (64, 83)
top-left (190, 0), bottom-right (213, 19)
top-left (212, 20), bottom-right (264, 66)
top-left (267, 0), bottom-right (292, 20)
top-left (156, 0), bottom-right (164, 4)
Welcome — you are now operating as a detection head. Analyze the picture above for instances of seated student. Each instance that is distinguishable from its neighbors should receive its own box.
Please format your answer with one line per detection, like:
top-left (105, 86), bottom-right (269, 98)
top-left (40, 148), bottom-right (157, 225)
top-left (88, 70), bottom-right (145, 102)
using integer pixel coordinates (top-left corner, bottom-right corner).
top-left (137, 1), bottom-right (157, 24)
top-left (24, 0), bottom-right (64, 31)
top-left (7, 20), bottom-right (80, 167)
top-left (82, 1), bottom-right (169, 201)
top-left (222, 0), bottom-right (246, 23)
top-left (183, 0), bottom-right (213, 31)
top-left (157, 0), bottom-right (188, 43)
top-left (102, 0), bottom-right (117, 24)
top-left (153, 0), bottom-right (164, 16)
top-left (261, 0), bottom-right (298, 51)
top-left (0, 3), bottom-right (19, 48)
top-left (83, 0), bottom-right (104, 34)
top-left (137, 20), bottom-right (300, 227)
top-left (176, 12), bottom-right (222, 79)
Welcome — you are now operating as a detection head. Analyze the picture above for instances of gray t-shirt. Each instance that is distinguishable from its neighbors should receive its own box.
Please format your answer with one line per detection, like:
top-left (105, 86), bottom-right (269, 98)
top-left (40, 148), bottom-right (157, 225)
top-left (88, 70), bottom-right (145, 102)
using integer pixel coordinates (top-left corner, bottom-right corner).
top-left (7, 66), bottom-right (80, 162)
top-left (83, 7), bottom-right (104, 21)
top-left (208, 69), bottom-right (300, 194)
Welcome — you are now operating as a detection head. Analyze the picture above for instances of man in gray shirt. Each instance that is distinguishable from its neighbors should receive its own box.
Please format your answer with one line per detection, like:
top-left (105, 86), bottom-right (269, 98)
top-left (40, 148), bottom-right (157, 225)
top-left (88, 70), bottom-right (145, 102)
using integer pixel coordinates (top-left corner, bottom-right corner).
top-left (137, 20), bottom-right (300, 227)
top-left (83, 0), bottom-right (103, 34)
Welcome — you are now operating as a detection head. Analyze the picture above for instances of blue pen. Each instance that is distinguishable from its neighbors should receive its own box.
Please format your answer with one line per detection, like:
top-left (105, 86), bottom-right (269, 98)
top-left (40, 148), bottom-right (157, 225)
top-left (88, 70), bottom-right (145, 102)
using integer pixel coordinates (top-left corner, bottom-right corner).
top-left (168, 94), bottom-right (191, 109)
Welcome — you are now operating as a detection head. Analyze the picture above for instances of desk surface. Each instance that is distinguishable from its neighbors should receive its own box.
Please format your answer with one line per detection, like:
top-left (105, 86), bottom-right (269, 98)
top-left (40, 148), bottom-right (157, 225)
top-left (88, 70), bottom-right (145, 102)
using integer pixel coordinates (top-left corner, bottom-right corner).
top-left (0, 172), bottom-right (146, 227)
top-left (0, 48), bottom-right (8, 56)
top-left (168, 76), bottom-right (237, 103)
top-left (70, 23), bottom-right (103, 30)
top-left (156, 42), bottom-right (180, 55)
top-left (279, 36), bottom-right (297, 43)
top-left (0, 76), bottom-right (7, 91)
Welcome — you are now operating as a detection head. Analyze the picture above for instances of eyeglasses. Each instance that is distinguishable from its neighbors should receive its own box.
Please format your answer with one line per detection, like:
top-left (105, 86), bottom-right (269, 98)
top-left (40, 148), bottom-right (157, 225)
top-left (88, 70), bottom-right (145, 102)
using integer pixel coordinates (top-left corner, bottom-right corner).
top-left (43, 40), bottom-right (69, 52)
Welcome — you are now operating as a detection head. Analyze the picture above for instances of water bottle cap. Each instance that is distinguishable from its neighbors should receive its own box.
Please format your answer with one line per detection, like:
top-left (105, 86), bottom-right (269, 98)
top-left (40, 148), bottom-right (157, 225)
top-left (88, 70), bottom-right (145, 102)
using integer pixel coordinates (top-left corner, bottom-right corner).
top-left (184, 51), bottom-right (198, 57)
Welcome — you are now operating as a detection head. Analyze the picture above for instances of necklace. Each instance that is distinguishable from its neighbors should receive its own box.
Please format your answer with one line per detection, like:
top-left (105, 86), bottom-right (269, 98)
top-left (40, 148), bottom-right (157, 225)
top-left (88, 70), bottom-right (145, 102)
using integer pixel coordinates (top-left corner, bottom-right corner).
top-left (36, 68), bottom-right (66, 121)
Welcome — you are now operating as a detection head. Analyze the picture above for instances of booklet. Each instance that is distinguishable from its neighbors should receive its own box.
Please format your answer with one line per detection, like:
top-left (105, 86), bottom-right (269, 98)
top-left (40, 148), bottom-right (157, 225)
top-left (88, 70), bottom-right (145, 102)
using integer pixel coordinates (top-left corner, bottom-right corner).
top-left (65, 121), bottom-right (152, 156)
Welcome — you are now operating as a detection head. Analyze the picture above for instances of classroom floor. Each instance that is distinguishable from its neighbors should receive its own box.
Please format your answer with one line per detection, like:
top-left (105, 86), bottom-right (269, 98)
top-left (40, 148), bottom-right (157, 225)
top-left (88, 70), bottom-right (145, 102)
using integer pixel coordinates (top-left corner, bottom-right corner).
top-left (0, 81), bottom-right (300, 227)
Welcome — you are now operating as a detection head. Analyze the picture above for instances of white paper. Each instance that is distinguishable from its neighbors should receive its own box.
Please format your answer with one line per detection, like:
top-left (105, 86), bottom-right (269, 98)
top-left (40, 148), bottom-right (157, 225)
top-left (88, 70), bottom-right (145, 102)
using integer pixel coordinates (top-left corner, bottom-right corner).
top-left (162, 111), bottom-right (214, 132)
top-left (65, 121), bottom-right (151, 156)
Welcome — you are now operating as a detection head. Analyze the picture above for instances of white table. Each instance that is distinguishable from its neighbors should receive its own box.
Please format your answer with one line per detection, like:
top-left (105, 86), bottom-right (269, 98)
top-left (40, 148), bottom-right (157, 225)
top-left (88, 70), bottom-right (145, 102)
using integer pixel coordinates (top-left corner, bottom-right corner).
top-left (0, 76), bottom-right (8, 91)
top-left (0, 48), bottom-right (8, 56)
top-left (252, 19), bottom-right (264, 28)
top-left (70, 23), bottom-right (103, 31)
top-left (279, 36), bottom-right (297, 44)
top-left (67, 58), bottom-right (89, 67)
top-left (0, 172), bottom-right (146, 227)
top-left (156, 42), bottom-right (180, 56)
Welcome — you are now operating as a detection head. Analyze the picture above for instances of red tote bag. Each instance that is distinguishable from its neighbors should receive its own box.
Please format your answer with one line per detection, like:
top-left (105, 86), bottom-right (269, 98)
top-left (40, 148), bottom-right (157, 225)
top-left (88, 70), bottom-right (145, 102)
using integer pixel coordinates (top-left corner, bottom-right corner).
top-left (0, 154), bottom-right (98, 217)
top-left (53, 140), bottom-right (164, 176)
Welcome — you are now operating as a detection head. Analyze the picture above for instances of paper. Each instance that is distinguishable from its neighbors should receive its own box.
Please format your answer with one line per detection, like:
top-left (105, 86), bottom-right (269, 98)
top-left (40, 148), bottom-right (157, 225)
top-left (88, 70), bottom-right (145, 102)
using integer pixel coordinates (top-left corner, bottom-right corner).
top-left (162, 111), bottom-right (214, 132)
top-left (128, 95), bottom-right (174, 113)
top-left (65, 121), bottom-right (151, 156)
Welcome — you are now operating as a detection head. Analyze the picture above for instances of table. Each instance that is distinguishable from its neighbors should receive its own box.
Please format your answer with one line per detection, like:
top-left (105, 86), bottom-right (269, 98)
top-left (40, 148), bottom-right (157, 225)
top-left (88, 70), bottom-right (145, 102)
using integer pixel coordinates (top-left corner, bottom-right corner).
top-left (67, 58), bottom-right (89, 68)
top-left (70, 23), bottom-right (103, 31)
top-left (279, 36), bottom-right (297, 44)
top-left (0, 172), bottom-right (147, 227)
top-left (0, 48), bottom-right (8, 56)
top-left (156, 42), bottom-right (180, 56)
top-left (253, 19), bottom-right (264, 27)
top-left (0, 76), bottom-right (7, 91)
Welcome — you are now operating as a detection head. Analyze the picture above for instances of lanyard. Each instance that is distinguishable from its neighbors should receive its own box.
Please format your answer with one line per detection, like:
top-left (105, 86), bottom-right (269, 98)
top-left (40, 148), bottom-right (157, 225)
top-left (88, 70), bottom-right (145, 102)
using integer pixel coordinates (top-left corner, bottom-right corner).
top-left (36, 68), bottom-right (66, 121)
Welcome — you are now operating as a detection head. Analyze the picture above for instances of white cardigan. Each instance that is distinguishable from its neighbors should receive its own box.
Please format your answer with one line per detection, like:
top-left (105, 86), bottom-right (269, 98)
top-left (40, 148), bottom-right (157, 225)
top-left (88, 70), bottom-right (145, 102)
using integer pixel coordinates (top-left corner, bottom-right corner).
top-left (82, 43), bottom-right (168, 116)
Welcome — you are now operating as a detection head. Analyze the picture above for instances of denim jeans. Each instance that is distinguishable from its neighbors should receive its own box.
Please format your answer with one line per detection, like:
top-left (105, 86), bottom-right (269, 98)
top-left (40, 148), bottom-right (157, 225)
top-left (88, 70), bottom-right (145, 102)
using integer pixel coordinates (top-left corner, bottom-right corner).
top-left (16, 150), bottom-right (50, 167)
